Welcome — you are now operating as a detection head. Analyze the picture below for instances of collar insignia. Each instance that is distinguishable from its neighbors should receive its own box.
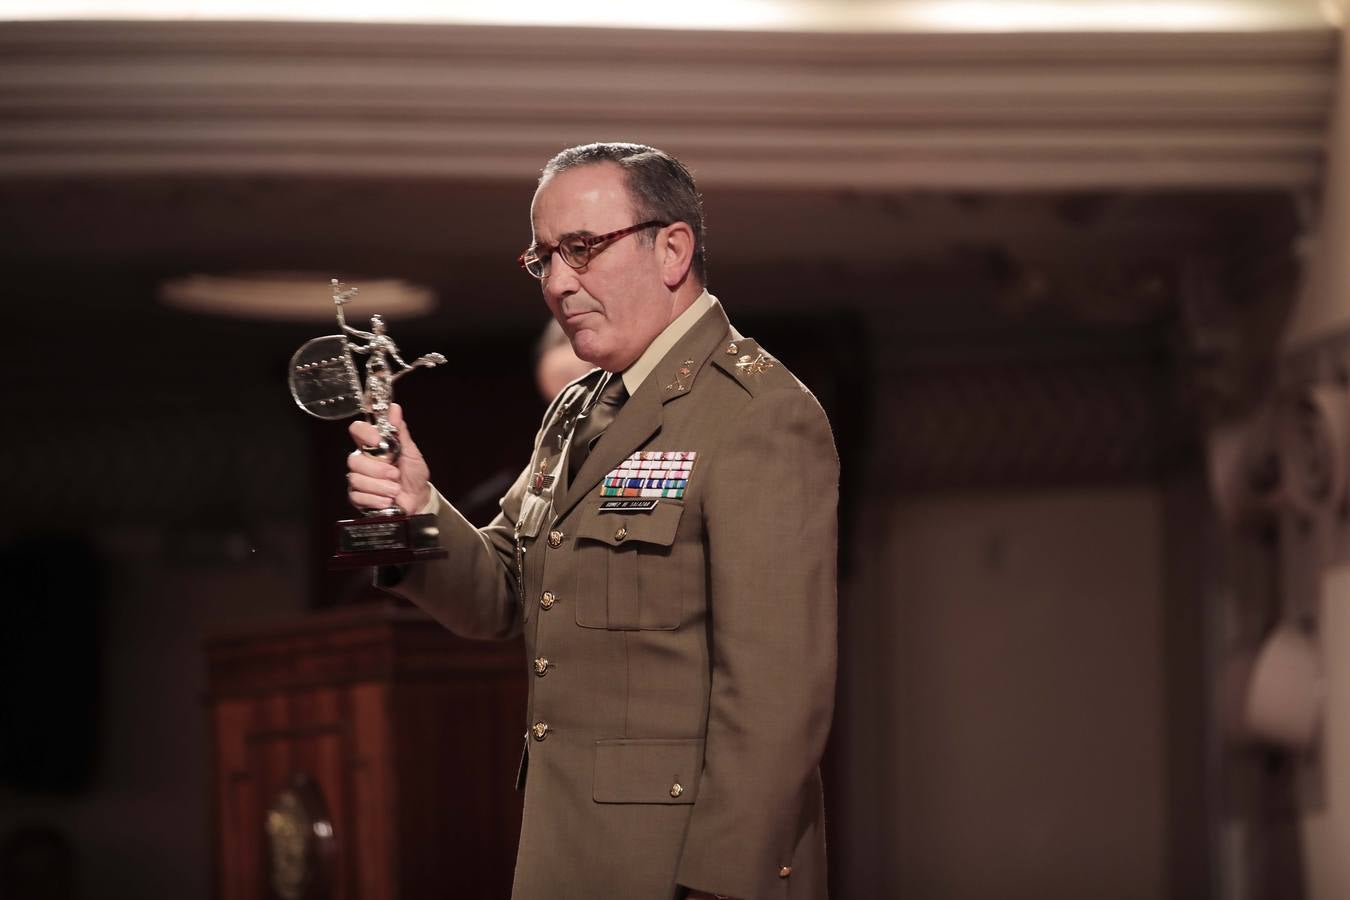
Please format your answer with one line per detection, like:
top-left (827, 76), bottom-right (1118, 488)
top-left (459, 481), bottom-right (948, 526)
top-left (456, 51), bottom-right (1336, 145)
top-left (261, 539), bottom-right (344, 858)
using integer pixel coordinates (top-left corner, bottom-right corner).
top-left (665, 359), bottom-right (696, 392)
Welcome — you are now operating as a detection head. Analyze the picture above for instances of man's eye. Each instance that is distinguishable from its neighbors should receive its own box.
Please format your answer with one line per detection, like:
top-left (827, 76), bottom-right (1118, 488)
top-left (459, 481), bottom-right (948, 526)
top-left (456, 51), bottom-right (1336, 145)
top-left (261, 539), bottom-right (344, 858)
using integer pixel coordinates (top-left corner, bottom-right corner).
top-left (561, 240), bottom-right (590, 259)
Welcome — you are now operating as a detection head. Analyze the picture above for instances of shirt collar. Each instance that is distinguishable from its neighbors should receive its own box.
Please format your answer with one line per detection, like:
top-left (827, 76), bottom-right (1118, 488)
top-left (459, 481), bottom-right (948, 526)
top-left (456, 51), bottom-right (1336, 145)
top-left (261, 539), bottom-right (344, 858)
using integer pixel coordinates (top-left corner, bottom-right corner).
top-left (620, 289), bottom-right (716, 395)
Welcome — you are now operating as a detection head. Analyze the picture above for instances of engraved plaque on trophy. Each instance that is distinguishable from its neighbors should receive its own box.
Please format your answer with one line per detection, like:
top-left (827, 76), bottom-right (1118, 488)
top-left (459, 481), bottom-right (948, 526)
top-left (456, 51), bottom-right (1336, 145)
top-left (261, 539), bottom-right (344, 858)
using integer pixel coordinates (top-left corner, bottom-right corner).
top-left (290, 279), bottom-right (448, 569)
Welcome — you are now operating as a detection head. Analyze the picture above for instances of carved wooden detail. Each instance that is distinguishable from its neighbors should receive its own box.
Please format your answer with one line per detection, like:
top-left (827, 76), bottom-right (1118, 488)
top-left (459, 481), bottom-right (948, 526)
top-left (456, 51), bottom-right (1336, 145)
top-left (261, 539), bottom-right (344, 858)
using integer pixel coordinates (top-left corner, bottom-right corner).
top-left (206, 604), bottom-right (527, 900)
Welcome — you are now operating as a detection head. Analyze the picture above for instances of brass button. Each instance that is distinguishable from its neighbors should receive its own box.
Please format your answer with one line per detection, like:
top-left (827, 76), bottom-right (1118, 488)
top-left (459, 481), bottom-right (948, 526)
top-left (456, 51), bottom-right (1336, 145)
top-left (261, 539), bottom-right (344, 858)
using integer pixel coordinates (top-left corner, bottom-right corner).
top-left (670, 783), bottom-right (684, 798)
top-left (778, 866), bottom-right (792, 879)
top-left (726, 341), bottom-right (738, 354)
top-left (531, 721), bottom-right (550, 741)
top-left (547, 530), bottom-right (564, 548)
top-left (540, 591), bottom-right (557, 610)
top-left (533, 657), bottom-right (551, 676)
top-left (614, 525), bottom-right (628, 542)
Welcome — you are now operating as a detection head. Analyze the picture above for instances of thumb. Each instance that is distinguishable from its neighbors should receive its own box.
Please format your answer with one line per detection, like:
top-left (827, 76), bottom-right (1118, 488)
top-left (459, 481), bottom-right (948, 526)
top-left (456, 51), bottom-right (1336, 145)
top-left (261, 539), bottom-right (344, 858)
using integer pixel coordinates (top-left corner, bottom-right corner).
top-left (388, 403), bottom-right (421, 457)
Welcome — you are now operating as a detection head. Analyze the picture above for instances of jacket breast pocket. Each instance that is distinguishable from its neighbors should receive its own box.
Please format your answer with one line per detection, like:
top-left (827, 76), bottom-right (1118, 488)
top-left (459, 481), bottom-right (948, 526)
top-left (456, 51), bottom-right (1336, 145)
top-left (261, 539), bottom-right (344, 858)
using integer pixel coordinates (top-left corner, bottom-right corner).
top-left (575, 501), bottom-right (684, 630)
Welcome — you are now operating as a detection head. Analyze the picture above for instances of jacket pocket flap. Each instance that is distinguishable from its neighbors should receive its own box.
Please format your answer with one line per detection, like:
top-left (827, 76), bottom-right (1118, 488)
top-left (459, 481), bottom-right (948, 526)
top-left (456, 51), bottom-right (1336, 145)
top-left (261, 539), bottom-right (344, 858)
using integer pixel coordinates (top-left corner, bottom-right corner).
top-left (576, 501), bottom-right (684, 547)
top-left (593, 738), bottom-right (704, 804)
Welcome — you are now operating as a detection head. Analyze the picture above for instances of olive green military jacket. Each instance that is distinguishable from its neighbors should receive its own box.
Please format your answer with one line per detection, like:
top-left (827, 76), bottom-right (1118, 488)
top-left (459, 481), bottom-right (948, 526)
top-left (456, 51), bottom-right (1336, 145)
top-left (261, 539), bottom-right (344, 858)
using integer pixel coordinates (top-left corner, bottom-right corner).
top-left (386, 301), bottom-right (838, 900)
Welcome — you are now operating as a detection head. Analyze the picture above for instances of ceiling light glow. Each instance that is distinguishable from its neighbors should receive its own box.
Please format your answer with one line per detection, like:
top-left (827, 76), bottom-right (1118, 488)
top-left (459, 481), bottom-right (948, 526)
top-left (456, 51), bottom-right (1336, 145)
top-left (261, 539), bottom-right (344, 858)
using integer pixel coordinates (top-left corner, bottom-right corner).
top-left (159, 273), bottom-right (436, 322)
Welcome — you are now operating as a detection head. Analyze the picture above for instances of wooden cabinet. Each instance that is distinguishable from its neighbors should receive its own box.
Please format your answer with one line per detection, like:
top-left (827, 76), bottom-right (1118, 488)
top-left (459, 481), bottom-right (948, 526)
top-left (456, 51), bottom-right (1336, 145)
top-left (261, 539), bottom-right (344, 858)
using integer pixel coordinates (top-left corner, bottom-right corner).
top-left (206, 603), bottom-right (526, 900)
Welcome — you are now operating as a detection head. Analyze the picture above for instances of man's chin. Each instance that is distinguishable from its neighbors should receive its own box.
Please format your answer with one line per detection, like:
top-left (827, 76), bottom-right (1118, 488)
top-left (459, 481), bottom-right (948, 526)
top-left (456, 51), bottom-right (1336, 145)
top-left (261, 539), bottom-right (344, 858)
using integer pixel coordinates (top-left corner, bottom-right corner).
top-left (568, 331), bottom-right (609, 369)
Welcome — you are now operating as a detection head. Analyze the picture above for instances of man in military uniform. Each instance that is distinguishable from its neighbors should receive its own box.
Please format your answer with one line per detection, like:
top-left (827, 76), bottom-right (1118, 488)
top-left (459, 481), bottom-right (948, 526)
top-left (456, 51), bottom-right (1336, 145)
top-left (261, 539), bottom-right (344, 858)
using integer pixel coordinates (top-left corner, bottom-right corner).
top-left (347, 143), bottom-right (838, 900)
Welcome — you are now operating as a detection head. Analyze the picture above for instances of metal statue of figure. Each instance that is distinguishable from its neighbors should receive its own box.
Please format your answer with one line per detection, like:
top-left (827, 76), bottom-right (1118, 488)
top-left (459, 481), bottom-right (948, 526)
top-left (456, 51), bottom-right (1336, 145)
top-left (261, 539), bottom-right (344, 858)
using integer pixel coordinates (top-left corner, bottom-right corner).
top-left (288, 279), bottom-right (446, 519)
top-left (332, 282), bottom-right (445, 461)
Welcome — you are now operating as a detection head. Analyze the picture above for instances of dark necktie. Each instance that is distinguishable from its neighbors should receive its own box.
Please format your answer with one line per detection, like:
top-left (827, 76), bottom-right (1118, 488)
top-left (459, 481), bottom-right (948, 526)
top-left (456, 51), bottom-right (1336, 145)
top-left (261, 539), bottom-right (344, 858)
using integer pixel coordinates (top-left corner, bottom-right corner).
top-left (568, 374), bottom-right (627, 481)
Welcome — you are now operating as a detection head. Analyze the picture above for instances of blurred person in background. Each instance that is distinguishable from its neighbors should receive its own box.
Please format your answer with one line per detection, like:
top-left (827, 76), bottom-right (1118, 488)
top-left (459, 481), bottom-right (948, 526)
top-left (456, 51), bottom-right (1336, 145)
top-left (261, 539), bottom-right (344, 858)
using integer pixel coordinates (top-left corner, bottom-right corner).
top-left (456, 321), bottom-right (596, 522)
top-left (535, 318), bottom-right (595, 402)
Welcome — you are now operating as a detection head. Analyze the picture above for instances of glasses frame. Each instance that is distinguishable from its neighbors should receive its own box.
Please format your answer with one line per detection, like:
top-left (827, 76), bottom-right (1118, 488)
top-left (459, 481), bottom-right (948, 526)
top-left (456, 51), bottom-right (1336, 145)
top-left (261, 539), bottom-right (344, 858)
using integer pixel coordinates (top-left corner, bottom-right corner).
top-left (518, 220), bottom-right (668, 279)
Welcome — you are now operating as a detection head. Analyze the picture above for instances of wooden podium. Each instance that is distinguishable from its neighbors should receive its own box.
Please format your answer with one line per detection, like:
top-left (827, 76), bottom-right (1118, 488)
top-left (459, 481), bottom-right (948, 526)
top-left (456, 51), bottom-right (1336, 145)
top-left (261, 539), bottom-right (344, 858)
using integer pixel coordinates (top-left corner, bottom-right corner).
top-left (206, 603), bottom-right (526, 900)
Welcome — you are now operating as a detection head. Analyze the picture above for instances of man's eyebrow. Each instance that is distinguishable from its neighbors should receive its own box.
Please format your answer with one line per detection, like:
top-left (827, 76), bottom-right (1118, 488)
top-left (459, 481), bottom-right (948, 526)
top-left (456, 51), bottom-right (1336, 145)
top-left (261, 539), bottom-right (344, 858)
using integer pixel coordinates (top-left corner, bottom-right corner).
top-left (532, 228), bottom-right (595, 251)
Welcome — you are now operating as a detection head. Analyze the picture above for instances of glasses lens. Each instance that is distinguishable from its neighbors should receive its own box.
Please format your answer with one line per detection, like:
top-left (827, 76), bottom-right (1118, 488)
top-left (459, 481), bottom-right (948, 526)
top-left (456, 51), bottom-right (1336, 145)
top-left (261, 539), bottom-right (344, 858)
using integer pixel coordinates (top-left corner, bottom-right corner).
top-left (523, 251), bottom-right (548, 278)
top-left (557, 238), bottom-right (591, 270)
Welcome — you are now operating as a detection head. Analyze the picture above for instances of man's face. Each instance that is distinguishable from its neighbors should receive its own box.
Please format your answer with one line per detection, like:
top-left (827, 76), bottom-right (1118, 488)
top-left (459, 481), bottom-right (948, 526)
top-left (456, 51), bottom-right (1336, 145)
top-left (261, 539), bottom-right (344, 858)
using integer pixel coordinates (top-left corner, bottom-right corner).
top-left (530, 163), bottom-right (673, 372)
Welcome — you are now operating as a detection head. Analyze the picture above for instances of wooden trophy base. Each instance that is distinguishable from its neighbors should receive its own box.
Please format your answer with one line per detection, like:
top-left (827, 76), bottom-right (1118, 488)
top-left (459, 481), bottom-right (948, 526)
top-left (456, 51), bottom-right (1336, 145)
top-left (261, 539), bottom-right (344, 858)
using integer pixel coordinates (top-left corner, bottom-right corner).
top-left (330, 511), bottom-right (448, 568)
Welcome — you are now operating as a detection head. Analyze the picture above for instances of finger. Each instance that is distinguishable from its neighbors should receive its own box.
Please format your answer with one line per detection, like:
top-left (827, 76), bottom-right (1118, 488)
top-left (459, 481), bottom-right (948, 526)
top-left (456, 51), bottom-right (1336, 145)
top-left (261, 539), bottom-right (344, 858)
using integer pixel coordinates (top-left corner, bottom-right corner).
top-left (349, 489), bottom-right (397, 511)
top-left (348, 471), bottom-right (400, 498)
top-left (347, 450), bottom-right (400, 480)
top-left (349, 419), bottom-right (381, 447)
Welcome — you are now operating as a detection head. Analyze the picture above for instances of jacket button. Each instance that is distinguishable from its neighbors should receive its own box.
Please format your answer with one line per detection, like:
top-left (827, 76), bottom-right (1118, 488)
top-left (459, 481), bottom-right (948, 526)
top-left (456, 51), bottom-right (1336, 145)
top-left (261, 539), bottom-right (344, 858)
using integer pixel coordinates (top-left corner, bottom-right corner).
top-left (533, 657), bottom-right (551, 676)
top-left (614, 526), bottom-right (628, 542)
top-left (531, 722), bottom-right (550, 741)
top-left (778, 866), bottom-right (792, 878)
top-left (670, 783), bottom-right (684, 798)
top-left (540, 591), bottom-right (556, 610)
top-left (547, 530), bottom-right (564, 548)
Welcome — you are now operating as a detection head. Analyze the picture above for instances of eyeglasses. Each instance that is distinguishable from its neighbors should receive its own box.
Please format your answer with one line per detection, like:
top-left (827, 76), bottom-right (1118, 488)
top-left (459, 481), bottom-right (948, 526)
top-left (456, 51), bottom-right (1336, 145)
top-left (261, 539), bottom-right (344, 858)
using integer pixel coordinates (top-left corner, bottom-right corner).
top-left (518, 220), bottom-right (667, 279)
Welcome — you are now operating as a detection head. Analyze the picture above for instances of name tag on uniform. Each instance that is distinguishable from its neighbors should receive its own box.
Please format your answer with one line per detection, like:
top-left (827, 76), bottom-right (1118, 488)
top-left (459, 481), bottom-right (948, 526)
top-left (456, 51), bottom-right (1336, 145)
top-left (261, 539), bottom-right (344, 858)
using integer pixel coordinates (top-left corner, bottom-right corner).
top-left (600, 451), bottom-right (697, 499)
top-left (598, 499), bottom-right (660, 512)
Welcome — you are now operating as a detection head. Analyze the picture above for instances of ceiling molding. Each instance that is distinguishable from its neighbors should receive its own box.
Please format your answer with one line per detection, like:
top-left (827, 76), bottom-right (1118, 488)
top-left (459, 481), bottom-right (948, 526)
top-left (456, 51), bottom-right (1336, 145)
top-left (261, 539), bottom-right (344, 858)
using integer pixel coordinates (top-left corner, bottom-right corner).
top-left (0, 20), bottom-right (1338, 189)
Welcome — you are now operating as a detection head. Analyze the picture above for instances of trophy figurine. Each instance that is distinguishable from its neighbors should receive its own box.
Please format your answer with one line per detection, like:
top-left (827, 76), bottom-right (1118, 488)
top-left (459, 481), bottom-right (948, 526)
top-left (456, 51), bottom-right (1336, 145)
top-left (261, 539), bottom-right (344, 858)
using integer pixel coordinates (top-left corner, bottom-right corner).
top-left (289, 279), bottom-right (448, 568)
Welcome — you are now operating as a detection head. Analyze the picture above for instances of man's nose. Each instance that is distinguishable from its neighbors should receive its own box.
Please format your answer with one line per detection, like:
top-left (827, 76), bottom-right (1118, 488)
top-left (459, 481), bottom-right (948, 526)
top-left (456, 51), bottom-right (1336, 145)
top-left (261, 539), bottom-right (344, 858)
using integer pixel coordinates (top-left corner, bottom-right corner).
top-left (542, 262), bottom-right (579, 305)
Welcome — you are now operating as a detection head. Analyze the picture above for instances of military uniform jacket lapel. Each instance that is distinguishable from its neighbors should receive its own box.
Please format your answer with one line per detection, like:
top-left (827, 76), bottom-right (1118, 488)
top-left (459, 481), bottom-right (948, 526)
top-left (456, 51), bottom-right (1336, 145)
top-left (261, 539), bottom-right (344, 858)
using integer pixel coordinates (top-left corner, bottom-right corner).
top-left (551, 300), bottom-right (731, 525)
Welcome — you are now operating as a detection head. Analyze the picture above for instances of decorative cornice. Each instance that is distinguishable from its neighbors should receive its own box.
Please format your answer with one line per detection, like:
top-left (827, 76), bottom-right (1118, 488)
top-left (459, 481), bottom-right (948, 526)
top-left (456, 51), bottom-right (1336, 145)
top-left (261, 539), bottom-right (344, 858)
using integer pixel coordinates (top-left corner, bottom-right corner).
top-left (0, 20), bottom-right (1337, 188)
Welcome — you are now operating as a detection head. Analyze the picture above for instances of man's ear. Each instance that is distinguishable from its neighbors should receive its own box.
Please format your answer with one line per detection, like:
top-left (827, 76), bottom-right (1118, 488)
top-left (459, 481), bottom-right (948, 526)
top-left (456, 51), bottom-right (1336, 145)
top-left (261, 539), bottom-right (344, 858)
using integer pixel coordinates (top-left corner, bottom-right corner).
top-left (658, 222), bottom-right (695, 288)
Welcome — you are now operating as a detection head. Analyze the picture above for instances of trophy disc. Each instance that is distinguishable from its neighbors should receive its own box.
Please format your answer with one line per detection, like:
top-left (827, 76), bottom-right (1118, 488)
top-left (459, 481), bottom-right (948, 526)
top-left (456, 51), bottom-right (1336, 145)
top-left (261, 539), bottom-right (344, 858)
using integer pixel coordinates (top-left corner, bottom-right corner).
top-left (289, 335), bottom-right (363, 420)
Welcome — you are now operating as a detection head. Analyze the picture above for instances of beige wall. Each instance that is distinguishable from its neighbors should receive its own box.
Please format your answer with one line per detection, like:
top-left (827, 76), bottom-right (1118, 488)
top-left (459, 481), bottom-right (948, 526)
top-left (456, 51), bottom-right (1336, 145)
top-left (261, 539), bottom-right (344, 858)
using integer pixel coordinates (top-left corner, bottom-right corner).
top-left (1299, 564), bottom-right (1350, 899)
top-left (884, 488), bottom-right (1167, 899)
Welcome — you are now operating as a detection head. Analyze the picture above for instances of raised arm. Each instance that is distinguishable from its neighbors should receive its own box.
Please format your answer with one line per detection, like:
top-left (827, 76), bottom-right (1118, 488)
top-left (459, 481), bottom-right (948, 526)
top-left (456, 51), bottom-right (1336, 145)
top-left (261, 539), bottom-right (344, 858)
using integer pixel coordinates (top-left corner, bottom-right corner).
top-left (347, 403), bottom-right (525, 640)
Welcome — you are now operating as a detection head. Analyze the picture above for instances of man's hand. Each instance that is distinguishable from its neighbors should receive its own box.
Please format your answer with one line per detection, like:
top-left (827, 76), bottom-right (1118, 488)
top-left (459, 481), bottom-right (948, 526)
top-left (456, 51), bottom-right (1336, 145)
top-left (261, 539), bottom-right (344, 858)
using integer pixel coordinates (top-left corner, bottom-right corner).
top-left (346, 403), bottom-right (431, 514)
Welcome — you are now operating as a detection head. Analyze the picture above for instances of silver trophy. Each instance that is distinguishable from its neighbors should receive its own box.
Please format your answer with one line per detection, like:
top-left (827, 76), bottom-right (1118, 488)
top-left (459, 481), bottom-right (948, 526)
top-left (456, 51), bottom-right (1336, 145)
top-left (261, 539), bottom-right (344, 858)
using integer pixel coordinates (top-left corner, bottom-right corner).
top-left (289, 279), bottom-right (448, 567)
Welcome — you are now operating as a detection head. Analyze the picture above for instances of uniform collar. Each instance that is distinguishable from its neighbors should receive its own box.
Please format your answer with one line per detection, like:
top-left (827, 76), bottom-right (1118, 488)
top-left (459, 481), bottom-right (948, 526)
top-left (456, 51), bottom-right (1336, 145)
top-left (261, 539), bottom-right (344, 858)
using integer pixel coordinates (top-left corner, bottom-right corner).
top-left (620, 289), bottom-right (715, 396)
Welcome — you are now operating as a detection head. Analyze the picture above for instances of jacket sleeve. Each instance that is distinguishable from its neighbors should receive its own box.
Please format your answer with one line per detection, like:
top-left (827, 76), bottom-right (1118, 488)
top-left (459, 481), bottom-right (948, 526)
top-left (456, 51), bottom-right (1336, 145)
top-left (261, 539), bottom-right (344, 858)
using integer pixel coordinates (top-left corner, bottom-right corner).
top-left (377, 383), bottom-right (588, 639)
top-left (676, 386), bottom-right (839, 899)
top-left (377, 465), bottom-right (530, 641)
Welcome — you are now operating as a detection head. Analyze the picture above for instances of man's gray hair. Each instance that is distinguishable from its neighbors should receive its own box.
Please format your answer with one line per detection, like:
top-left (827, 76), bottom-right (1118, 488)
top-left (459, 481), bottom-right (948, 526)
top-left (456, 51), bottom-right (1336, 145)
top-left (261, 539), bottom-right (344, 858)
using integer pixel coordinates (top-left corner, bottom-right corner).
top-left (541, 142), bottom-right (707, 284)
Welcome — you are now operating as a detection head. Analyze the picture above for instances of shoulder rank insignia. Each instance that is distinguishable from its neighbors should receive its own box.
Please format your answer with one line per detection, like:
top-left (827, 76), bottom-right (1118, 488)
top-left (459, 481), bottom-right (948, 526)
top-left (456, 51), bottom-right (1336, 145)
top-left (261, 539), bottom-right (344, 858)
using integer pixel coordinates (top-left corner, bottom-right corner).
top-left (601, 450), bottom-right (697, 499)
top-left (735, 351), bottom-right (776, 377)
